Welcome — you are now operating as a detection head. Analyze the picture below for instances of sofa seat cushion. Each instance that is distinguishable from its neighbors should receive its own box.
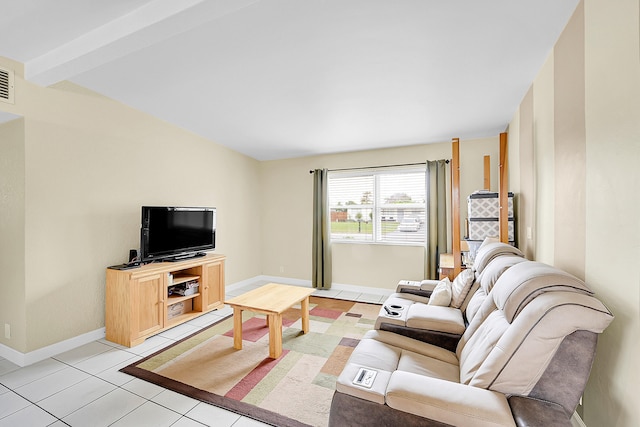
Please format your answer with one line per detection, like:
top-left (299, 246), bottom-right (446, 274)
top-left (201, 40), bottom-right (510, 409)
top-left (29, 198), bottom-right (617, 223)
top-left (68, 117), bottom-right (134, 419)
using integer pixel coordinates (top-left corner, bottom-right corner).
top-left (346, 334), bottom-right (402, 372)
top-left (386, 372), bottom-right (516, 427)
top-left (406, 303), bottom-right (466, 335)
top-left (337, 331), bottom-right (462, 406)
top-left (397, 349), bottom-right (459, 382)
top-left (365, 330), bottom-right (459, 365)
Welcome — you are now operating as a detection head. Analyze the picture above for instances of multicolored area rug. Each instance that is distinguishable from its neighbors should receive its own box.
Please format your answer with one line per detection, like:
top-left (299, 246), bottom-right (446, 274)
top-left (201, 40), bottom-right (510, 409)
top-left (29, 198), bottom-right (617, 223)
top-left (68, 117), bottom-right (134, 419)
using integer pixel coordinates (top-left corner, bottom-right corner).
top-left (121, 296), bottom-right (380, 427)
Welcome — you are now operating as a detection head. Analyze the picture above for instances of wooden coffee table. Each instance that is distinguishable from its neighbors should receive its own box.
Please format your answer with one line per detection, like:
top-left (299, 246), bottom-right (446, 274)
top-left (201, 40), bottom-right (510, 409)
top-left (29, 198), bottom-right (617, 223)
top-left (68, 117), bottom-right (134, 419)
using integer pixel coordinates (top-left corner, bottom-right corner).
top-left (225, 283), bottom-right (316, 359)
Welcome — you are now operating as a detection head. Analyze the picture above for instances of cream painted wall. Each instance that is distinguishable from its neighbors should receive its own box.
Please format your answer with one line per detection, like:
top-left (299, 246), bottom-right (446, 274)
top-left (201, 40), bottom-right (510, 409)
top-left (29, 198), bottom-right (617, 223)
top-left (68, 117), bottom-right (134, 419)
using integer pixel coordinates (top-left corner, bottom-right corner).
top-left (508, 1), bottom-right (640, 424)
top-left (532, 54), bottom-right (555, 265)
top-left (514, 88), bottom-right (535, 259)
top-left (459, 136), bottom-right (501, 237)
top-left (554, 1), bottom-right (587, 279)
top-left (260, 137), bottom-right (499, 289)
top-left (1, 74), bottom-right (262, 352)
top-left (507, 108), bottom-right (520, 195)
top-left (506, 108), bottom-right (522, 246)
top-left (0, 119), bottom-right (26, 351)
top-left (583, 0), bottom-right (640, 425)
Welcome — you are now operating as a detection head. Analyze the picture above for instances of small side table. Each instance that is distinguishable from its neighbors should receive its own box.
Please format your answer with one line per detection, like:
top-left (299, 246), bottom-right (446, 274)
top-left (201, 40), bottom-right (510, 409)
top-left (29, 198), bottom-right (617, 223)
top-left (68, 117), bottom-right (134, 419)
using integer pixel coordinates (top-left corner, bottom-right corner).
top-left (439, 253), bottom-right (468, 280)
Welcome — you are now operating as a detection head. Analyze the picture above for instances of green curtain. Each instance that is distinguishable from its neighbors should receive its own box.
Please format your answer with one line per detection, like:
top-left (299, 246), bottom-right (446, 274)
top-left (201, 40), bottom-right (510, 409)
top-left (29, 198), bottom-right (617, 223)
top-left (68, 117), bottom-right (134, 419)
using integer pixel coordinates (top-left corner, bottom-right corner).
top-left (312, 169), bottom-right (332, 289)
top-left (425, 160), bottom-right (451, 279)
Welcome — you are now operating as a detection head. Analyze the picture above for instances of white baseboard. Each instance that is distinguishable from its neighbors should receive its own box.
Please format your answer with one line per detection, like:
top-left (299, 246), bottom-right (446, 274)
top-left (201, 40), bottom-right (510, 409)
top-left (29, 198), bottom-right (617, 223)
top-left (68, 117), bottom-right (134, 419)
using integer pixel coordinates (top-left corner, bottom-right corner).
top-left (329, 281), bottom-right (394, 296)
top-left (245, 275), bottom-right (312, 288)
top-left (571, 411), bottom-right (587, 427)
top-left (241, 275), bottom-right (394, 297)
top-left (0, 327), bottom-right (105, 367)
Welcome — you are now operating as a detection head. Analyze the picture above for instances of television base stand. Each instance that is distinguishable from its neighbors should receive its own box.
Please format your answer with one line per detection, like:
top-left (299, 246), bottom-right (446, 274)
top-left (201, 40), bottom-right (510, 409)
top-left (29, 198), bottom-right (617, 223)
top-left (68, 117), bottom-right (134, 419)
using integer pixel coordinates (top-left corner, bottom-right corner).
top-left (164, 252), bottom-right (207, 262)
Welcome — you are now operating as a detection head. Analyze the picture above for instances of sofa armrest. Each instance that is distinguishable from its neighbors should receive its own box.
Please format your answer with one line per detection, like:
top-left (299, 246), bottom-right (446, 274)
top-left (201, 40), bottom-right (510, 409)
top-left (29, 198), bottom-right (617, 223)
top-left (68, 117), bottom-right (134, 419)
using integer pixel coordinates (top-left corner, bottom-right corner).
top-left (386, 372), bottom-right (516, 427)
top-left (379, 323), bottom-right (460, 352)
top-left (420, 279), bottom-right (439, 292)
top-left (396, 279), bottom-right (439, 298)
top-left (396, 280), bottom-right (422, 293)
top-left (508, 396), bottom-right (572, 427)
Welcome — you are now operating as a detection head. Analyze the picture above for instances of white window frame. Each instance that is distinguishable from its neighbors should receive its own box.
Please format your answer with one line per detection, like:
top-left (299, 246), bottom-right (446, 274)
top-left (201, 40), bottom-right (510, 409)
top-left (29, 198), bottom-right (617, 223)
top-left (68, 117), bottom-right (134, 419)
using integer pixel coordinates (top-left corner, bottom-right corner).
top-left (328, 165), bottom-right (427, 246)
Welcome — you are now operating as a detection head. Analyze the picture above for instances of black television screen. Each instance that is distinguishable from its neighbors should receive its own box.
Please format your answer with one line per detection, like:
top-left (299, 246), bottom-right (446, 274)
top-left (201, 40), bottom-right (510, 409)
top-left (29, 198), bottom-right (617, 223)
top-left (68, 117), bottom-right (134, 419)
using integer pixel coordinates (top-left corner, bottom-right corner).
top-left (140, 206), bottom-right (216, 262)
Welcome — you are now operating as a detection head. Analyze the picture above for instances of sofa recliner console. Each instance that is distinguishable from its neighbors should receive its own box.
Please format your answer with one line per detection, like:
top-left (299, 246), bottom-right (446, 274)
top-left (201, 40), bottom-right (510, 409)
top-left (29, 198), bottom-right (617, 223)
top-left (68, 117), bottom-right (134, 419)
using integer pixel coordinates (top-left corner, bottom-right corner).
top-left (330, 261), bottom-right (614, 427)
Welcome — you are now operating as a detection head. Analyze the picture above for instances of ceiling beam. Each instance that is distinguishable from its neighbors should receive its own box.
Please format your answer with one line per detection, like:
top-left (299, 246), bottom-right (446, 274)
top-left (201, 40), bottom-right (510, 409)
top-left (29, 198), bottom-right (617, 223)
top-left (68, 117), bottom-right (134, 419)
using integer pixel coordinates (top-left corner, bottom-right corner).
top-left (26, 0), bottom-right (259, 86)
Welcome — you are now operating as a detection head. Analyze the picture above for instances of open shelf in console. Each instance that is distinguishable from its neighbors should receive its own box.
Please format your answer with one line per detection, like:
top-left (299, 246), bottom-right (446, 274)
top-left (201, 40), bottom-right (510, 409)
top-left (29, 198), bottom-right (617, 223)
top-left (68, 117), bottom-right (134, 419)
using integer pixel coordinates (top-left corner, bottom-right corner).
top-left (167, 293), bottom-right (200, 305)
top-left (167, 268), bottom-right (201, 324)
top-left (171, 274), bottom-right (199, 285)
top-left (166, 292), bottom-right (199, 325)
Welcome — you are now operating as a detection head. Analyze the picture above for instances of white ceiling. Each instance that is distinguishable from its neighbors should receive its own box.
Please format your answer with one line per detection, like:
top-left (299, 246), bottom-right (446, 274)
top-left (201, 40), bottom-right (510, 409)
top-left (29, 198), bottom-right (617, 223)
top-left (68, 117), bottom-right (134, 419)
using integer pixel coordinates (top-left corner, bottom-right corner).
top-left (0, 0), bottom-right (579, 160)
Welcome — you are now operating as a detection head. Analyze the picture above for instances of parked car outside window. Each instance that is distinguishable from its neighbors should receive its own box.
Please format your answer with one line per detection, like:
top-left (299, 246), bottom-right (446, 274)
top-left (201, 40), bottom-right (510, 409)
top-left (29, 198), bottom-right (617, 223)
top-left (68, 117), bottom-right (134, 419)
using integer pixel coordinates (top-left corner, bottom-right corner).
top-left (398, 217), bottom-right (420, 232)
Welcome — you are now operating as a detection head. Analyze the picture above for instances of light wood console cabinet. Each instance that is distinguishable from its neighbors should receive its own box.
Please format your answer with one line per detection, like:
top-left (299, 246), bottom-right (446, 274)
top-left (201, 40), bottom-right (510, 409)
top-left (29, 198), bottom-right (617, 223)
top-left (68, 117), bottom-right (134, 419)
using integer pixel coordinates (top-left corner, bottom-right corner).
top-left (105, 254), bottom-right (225, 347)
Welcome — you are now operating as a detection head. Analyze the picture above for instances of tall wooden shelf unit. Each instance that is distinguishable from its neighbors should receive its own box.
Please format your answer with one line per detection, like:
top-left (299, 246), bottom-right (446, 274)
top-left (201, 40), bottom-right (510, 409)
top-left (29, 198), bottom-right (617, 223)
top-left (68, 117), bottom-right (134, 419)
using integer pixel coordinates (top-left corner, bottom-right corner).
top-left (105, 253), bottom-right (225, 347)
top-left (448, 132), bottom-right (510, 279)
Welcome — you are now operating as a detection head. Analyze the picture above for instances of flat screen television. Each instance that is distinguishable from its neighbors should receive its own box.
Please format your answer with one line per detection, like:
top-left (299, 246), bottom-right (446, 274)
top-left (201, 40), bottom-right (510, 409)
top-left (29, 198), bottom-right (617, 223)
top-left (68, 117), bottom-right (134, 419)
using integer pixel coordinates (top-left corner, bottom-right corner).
top-left (140, 206), bottom-right (216, 262)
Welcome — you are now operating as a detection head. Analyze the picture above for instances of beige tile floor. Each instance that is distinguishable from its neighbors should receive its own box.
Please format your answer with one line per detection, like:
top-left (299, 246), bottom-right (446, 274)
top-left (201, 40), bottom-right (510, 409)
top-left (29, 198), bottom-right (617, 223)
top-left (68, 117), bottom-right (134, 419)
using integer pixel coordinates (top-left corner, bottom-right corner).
top-left (0, 280), bottom-right (390, 427)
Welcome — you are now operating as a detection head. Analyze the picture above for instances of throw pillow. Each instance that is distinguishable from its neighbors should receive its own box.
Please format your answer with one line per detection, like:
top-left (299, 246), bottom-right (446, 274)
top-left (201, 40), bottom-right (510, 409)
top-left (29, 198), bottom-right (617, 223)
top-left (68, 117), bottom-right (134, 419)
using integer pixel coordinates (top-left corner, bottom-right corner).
top-left (479, 236), bottom-right (500, 250)
top-left (428, 278), bottom-right (452, 306)
top-left (450, 268), bottom-right (475, 308)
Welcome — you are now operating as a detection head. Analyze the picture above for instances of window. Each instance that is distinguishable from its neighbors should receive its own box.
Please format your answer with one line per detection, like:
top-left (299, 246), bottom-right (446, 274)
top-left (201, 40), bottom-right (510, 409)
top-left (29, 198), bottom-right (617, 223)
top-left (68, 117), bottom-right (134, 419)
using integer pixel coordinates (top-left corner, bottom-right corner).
top-left (328, 166), bottom-right (426, 244)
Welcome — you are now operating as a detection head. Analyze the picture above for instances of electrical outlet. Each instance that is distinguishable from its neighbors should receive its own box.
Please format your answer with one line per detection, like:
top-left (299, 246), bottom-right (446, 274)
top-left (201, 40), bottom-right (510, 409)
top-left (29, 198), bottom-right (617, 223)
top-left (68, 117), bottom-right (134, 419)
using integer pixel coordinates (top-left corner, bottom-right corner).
top-left (4, 323), bottom-right (10, 339)
top-left (279, 266), bottom-right (284, 273)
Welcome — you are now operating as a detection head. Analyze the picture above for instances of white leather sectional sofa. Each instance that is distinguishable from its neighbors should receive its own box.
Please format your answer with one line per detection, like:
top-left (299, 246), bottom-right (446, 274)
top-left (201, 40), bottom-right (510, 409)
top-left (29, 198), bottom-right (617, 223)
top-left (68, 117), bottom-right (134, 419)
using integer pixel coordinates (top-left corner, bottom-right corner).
top-left (329, 253), bottom-right (614, 426)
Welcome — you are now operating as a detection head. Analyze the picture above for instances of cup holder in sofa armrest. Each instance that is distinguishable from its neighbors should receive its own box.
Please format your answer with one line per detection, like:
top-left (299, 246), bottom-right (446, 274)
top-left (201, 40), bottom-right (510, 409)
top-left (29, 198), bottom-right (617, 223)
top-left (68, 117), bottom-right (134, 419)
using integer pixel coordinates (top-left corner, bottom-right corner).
top-left (379, 323), bottom-right (461, 352)
top-left (374, 304), bottom-right (409, 329)
top-left (508, 396), bottom-right (572, 427)
top-left (383, 305), bottom-right (404, 317)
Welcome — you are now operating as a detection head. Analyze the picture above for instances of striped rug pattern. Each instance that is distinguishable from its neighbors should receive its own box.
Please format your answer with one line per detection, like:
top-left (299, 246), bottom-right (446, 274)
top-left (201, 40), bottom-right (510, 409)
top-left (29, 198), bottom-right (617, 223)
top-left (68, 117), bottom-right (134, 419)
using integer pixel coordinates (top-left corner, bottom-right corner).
top-left (121, 296), bottom-right (380, 427)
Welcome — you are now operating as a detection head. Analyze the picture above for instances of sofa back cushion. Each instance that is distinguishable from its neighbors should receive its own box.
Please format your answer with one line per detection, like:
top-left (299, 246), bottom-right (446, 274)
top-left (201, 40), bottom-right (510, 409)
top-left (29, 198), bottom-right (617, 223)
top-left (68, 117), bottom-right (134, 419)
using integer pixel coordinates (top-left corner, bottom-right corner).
top-left (492, 261), bottom-right (593, 322)
top-left (472, 242), bottom-right (524, 276)
top-left (457, 261), bottom-right (613, 399)
top-left (465, 255), bottom-right (527, 323)
top-left (459, 291), bottom-right (612, 397)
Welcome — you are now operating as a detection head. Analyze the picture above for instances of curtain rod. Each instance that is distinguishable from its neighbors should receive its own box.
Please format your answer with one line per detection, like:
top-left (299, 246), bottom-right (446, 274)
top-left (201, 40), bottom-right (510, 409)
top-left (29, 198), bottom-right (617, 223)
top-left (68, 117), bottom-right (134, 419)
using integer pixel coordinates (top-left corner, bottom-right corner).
top-left (309, 160), bottom-right (449, 174)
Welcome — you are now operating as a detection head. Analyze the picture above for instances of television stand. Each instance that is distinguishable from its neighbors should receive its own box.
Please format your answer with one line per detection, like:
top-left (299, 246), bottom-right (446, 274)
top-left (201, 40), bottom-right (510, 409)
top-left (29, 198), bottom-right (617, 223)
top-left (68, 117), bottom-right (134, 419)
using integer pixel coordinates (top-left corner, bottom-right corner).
top-left (106, 253), bottom-right (225, 347)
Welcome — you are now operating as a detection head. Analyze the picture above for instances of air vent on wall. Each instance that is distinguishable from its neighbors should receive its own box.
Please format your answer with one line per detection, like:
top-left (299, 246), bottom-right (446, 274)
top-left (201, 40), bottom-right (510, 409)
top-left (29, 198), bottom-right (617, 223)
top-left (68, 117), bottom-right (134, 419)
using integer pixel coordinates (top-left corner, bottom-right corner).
top-left (0, 67), bottom-right (15, 104)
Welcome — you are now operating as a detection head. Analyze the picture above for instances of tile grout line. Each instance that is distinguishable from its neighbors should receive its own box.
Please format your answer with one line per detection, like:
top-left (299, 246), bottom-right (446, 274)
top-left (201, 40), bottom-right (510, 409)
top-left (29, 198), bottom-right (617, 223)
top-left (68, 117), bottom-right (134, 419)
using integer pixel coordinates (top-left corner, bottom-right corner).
top-left (2, 386), bottom-right (70, 426)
